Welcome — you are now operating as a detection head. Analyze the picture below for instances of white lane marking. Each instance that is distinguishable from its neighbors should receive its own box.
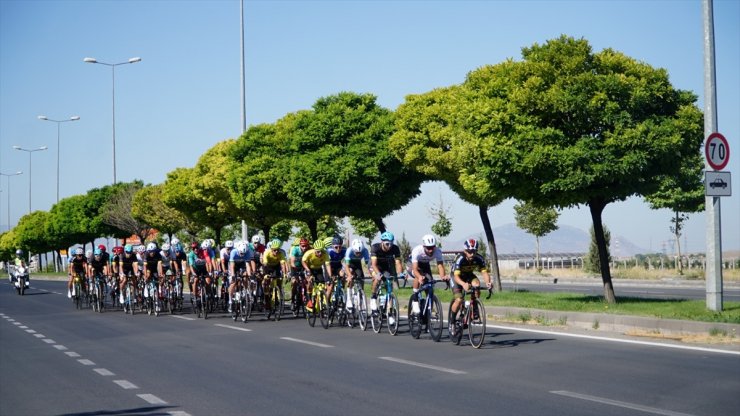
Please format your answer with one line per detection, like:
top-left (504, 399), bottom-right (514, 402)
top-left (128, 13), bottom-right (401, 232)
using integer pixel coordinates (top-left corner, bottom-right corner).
top-left (43, 339), bottom-right (56, 344)
top-left (378, 356), bottom-right (467, 375)
top-left (137, 394), bottom-right (167, 405)
top-left (65, 352), bottom-right (81, 357)
top-left (19, 325), bottom-right (28, 329)
top-left (550, 390), bottom-right (695, 416)
top-left (12, 322), bottom-right (21, 325)
top-left (94, 368), bottom-right (115, 376)
top-left (53, 344), bottom-right (68, 350)
top-left (167, 411), bottom-right (193, 416)
top-left (25, 329), bottom-right (36, 333)
top-left (488, 324), bottom-right (740, 356)
top-left (214, 324), bottom-right (252, 332)
top-left (78, 359), bottom-right (95, 366)
top-left (34, 334), bottom-right (45, 338)
top-left (281, 337), bottom-right (334, 348)
top-left (113, 380), bottom-right (138, 389)
top-left (7, 319), bottom-right (16, 322)
top-left (170, 315), bottom-right (195, 321)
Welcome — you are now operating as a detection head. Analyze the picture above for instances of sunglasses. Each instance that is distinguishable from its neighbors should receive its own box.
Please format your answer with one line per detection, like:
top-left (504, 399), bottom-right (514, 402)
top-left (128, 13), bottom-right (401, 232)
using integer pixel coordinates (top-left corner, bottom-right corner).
top-left (464, 249), bottom-right (476, 254)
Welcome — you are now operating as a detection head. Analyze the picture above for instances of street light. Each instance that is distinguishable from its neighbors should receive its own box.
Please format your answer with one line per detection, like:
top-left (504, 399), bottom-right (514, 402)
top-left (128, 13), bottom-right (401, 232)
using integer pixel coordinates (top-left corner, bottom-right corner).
top-left (83, 56), bottom-right (142, 184)
top-left (12, 146), bottom-right (47, 214)
top-left (38, 115), bottom-right (80, 202)
top-left (0, 171), bottom-right (23, 231)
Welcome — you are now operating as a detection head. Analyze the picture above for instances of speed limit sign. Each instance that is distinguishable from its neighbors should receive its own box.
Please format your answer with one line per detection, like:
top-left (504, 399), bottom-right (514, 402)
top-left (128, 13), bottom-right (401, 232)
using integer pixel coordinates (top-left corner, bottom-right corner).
top-left (705, 132), bottom-right (730, 171)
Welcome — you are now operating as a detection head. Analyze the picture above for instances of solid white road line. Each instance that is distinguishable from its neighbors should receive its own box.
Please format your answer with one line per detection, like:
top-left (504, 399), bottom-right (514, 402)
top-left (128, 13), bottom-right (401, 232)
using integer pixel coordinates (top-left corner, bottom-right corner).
top-left (137, 394), bottom-right (167, 405)
top-left (214, 324), bottom-right (252, 332)
top-left (94, 368), bottom-right (115, 376)
top-left (281, 337), bottom-right (334, 348)
top-left (550, 390), bottom-right (695, 416)
top-left (113, 380), bottom-right (138, 389)
top-left (378, 356), bottom-right (467, 375)
top-left (488, 324), bottom-right (740, 356)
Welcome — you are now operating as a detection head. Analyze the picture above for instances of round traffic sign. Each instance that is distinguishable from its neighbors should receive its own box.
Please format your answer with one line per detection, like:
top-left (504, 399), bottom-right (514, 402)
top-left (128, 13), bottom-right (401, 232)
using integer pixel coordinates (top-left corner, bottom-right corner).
top-left (705, 132), bottom-right (730, 171)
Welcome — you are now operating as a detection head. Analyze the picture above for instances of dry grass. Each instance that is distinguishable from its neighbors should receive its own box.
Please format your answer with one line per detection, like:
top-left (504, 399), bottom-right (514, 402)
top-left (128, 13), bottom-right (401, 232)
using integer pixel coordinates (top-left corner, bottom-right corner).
top-left (625, 329), bottom-right (740, 345)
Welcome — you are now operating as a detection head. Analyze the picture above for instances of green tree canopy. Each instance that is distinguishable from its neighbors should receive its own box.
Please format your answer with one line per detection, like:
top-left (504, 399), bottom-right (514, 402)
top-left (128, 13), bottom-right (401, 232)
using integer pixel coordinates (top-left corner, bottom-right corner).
top-left (514, 201), bottom-right (559, 272)
top-left (132, 183), bottom-right (189, 239)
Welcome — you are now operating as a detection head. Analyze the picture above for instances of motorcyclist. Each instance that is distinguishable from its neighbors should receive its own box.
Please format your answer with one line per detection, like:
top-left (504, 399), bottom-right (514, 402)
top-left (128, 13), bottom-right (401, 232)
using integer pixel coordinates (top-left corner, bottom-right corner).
top-left (11, 249), bottom-right (29, 287)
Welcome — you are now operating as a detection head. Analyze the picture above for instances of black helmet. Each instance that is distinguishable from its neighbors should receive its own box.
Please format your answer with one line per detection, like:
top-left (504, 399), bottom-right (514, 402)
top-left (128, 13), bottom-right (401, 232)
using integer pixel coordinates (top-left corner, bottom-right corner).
top-left (15, 249), bottom-right (23, 257)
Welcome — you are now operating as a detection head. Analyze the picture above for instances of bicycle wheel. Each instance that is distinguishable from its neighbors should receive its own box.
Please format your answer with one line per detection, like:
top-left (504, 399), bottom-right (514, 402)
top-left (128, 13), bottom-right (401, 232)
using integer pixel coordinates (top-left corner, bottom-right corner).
top-left (307, 292), bottom-right (317, 327)
top-left (274, 286), bottom-right (284, 322)
top-left (128, 283), bottom-right (135, 316)
top-left (201, 287), bottom-right (209, 319)
top-left (448, 303), bottom-right (463, 345)
top-left (355, 289), bottom-right (367, 331)
top-left (319, 292), bottom-right (330, 329)
top-left (429, 295), bottom-right (444, 342)
top-left (370, 295), bottom-right (383, 334)
top-left (74, 283), bottom-right (82, 310)
top-left (387, 294), bottom-right (400, 336)
top-left (468, 299), bottom-right (486, 348)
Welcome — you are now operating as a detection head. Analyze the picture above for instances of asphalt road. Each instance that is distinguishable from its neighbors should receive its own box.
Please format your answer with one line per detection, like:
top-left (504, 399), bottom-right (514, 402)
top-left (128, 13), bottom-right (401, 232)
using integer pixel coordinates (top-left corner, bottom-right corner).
top-left (2, 280), bottom-right (739, 416)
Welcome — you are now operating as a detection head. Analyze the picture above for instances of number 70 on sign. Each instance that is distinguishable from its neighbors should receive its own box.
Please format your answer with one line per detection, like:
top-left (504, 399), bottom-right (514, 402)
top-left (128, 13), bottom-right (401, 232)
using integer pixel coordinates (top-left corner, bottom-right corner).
top-left (705, 132), bottom-right (730, 171)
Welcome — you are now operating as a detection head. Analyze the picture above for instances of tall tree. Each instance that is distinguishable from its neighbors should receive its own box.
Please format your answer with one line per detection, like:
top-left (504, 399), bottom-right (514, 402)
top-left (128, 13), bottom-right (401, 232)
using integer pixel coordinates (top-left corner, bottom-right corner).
top-left (429, 194), bottom-right (453, 245)
top-left (101, 181), bottom-right (153, 245)
top-left (514, 201), bottom-right (559, 273)
top-left (466, 36), bottom-right (703, 303)
top-left (132, 184), bottom-right (189, 240)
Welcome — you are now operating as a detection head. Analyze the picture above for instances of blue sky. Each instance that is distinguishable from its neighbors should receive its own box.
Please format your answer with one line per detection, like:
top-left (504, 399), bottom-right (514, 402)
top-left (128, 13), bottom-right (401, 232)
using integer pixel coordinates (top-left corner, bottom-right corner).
top-left (1, 0), bottom-right (738, 253)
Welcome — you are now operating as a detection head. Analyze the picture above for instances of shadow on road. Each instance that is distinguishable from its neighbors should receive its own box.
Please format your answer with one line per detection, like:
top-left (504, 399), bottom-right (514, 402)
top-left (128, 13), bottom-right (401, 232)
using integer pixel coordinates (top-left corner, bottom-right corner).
top-left (55, 405), bottom-right (179, 416)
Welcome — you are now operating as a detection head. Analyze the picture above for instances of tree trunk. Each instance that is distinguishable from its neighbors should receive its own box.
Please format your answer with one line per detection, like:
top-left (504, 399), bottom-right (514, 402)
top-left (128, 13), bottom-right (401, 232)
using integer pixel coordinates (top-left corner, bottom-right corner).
top-left (308, 219), bottom-right (318, 241)
top-left (535, 236), bottom-right (542, 274)
top-left (588, 199), bottom-right (616, 304)
top-left (373, 218), bottom-right (387, 234)
top-left (479, 205), bottom-right (503, 292)
top-left (674, 211), bottom-right (683, 275)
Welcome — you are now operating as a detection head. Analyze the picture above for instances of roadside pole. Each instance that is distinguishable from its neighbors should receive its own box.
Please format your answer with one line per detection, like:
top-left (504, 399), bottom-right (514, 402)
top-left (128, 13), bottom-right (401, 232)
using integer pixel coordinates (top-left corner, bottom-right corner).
top-left (702, 0), bottom-right (723, 311)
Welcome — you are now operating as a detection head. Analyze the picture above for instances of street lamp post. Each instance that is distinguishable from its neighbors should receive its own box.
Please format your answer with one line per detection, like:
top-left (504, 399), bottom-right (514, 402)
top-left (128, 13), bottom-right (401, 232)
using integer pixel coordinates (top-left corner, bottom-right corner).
top-left (83, 56), bottom-right (141, 184)
top-left (12, 146), bottom-right (47, 214)
top-left (0, 171), bottom-right (23, 231)
top-left (38, 115), bottom-right (80, 202)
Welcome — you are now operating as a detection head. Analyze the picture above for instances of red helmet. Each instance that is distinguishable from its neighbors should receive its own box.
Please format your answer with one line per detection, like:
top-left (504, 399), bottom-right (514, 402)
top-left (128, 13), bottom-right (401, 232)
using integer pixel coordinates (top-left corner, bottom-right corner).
top-left (97, 244), bottom-right (107, 251)
top-left (299, 238), bottom-right (309, 249)
top-left (112, 246), bottom-right (124, 255)
top-left (464, 238), bottom-right (478, 251)
top-left (191, 242), bottom-right (199, 249)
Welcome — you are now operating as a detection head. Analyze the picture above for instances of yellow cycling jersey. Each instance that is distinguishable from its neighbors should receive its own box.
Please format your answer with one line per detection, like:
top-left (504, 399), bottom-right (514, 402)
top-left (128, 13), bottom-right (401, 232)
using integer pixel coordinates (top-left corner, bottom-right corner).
top-left (302, 249), bottom-right (328, 270)
top-left (262, 249), bottom-right (287, 267)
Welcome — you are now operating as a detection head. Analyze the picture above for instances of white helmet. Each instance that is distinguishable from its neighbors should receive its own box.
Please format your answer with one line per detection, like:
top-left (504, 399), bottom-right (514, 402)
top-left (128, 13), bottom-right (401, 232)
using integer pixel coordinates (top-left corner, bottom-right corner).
top-left (225, 240), bottom-right (234, 248)
top-left (201, 240), bottom-right (211, 249)
top-left (171, 238), bottom-right (180, 246)
top-left (146, 242), bottom-right (158, 252)
top-left (136, 245), bottom-right (146, 253)
top-left (86, 250), bottom-right (93, 257)
top-left (251, 234), bottom-right (264, 245)
top-left (236, 241), bottom-right (248, 255)
top-left (74, 247), bottom-right (84, 255)
top-left (421, 234), bottom-right (436, 247)
top-left (351, 239), bottom-right (364, 253)
top-left (161, 243), bottom-right (171, 251)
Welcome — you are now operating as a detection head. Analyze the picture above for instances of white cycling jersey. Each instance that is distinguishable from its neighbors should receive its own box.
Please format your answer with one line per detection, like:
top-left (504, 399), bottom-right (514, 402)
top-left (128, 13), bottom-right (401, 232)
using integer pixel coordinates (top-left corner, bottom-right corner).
top-left (410, 245), bottom-right (444, 264)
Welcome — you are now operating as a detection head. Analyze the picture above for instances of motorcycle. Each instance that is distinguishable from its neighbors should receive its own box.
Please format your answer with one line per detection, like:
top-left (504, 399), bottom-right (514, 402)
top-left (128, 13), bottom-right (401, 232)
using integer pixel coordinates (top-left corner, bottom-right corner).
top-left (12, 265), bottom-right (30, 295)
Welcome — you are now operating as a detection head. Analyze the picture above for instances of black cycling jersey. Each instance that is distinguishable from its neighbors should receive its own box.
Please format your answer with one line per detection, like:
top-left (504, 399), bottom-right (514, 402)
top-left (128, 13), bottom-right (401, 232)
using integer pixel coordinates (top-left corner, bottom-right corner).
top-left (371, 243), bottom-right (401, 273)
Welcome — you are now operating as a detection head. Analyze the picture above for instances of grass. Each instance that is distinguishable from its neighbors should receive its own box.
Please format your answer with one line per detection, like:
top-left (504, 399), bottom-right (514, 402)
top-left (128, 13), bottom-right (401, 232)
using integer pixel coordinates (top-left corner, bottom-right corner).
top-left (392, 287), bottom-right (740, 324)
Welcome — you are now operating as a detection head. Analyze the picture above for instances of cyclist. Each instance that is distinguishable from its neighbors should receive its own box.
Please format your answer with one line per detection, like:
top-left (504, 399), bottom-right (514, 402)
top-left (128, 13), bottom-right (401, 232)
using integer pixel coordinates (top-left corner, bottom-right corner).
top-left (409, 234), bottom-right (450, 313)
top-left (116, 244), bottom-right (140, 304)
top-left (111, 246), bottom-right (124, 276)
top-left (143, 242), bottom-right (163, 298)
top-left (261, 239), bottom-right (288, 311)
top-left (326, 236), bottom-right (346, 299)
top-left (227, 241), bottom-right (255, 312)
top-left (170, 239), bottom-right (188, 285)
top-left (88, 248), bottom-right (110, 279)
top-left (67, 248), bottom-right (88, 298)
top-left (343, 239), bottom-right (371, 310)
top-left (289, 237), bottom-right (311, 310)
top-left (250, 234), bottom-right (266, 274)
top-left (189, 241), bottom-right (214, 300)
top-left (220, 240), bottom-right (234, 275)
top-left (449, 238), bottom-right (492, 336)
top-left (97, 244), bottom-right (110, 269)
top-left (302, 239), bottom-right (329, 311)
top-left (370, 232), bottom-right (404, 312)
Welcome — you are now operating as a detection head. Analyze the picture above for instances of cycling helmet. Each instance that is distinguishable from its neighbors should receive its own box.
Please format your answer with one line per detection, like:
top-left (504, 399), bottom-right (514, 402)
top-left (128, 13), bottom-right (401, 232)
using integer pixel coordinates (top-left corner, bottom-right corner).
top-left (331, 236), bottom-right (343, 246)
top-left (269, 239), bottom-right (281, 249)
top-left (236, 241), bottom-right (248, 255)
top-left (292, 238), bottom-right (301, 247)
top-left (312, 239), bottom-right (327, 251)
top-left (97, 244), bottom-right (106, 251)
top-left (113, 246), bottom-right (123, 255)
top-left (464, 238), bottom-right (478, 251)
top-left (380, 232), bottom-right (395, 242)
top-left (323, 236), bottom-right (334, 247)
top-left (251, 234), bottom-right (264, 245)
top-left (225, 240), bottom-right (234, 248)
top-left (201, 240), bottom-right (211, 249)
top-left (75, 248), bottom-right (84, 255)
top-left (94, 248), bottom-right (102, 256)
top-left (299, 238), bottom-right (309, 248)
top-left (161, 243), bottom-right (171, 251)
top-left (146, 242), bottom-right (158, 252)
top-left (422, 234), bottom-right (436, 248)
top-left (136, 245), bottom-right (146, 254)
top-left (351, 239), bottom-right (364, 253)
top-left (86, 250), bottom-right (93, 257)
top-left (190, 241), bottom-right (199, 250)
top-left (124, 244), bottom-right (133, 253)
